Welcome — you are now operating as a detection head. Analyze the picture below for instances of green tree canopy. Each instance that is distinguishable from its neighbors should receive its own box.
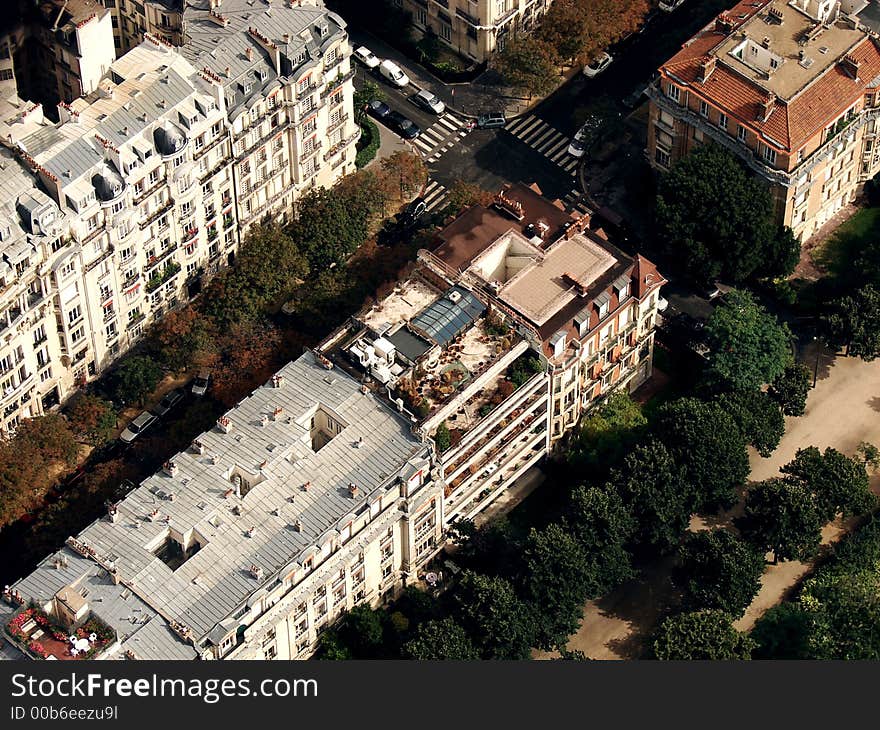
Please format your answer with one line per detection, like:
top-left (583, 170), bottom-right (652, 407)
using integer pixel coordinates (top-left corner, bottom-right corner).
top-left (780, 446), bottom-right (876, 522)
top-left (715, 389), bottom-right (784, 458)
top-left (402, 618), bottom-right (481, 660)
top-left (453, 571), bottom-right (535, 659)
top-left (769, 362), bottom-right (811, 416)
top-left (703, 289), bottom-right (792, 392)
top-left (821, 284), bottom-right (880, 361)
top-left (111, 356), bottom-right (163, 406)
top-left (736, 478), bottom-right (823, 563)
top-left (674, 530), bottom-right (765, 617)
top-left (655, 144), bottom-right (799, 283)
top-left (652, 609), bottom-right (755, 660)
top-left (610, 439), bottom-right (691, 553)
top-left (653, 397), bottom-right (750, 511)
top-left (567, 484), bottom-right (637, 593)
top-left (570, 390), bottom-right (647, 473)
top-left (521, 523), bottom-right (593, 650)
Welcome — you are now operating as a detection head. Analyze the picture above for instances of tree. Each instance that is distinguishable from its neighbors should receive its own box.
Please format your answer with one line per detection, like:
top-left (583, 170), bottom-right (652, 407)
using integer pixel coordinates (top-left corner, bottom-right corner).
top-left (654, 398), bottom-right (749, 511)
top-left (611, 439), bottom-right (691, 553)
top-left (652, 609), bottom-right (755, 660)
top-left (443, 179), bottom-right (495, 216)
top-left (453, 571), bottom-right (535, 659)
top-left (769, 362), bottom-right (811, 416)
top-left (715, 390), bottom-right (784, 458)
top-left (111, 355), bottom-right (163, 406)
top-left (655, 144), bottom-right (798, 283)
top-left (568, 484), bottom-right (637, 593)
top-left (150, 305), bottom-right (219, 374)
top-left (521, 523), bottom-right (593, 650)
top-left (380, 151), bottom-right (426, 200)
top-left (353, 80), bottom-right (382, 124)
top-left (736, 478), bottom-right (823, 564)
top-left (448, 518), bottom-right (523, 580)
top-left (780, 446), bottom-right (876, 522)
top-left (211, 320), bottom-right (282, 407)
top-left (434, 422), bottom-right (451, 453)
top-left (703, 289), bottom-right (792, 392)
top-left (674, 530), bottom-right (765, 617)
top-left (65, 393), bottom-right (117, 447)
top-left (402, 618), bottom-right (480, 660)
top-left (493, 35), bottom-right (560, 97)
top-left (750, 603), bottom-right (814, 659)
top-left (315, 630), bottom-right (352, 660)
top-left (570, 390), bottom-right (647, 472)
top-left (821, 284), bottom-right (880, 361)
top-left (336, 605), bottom-right (385, 658)
top-left (15, 414), bottom-right (78, 466)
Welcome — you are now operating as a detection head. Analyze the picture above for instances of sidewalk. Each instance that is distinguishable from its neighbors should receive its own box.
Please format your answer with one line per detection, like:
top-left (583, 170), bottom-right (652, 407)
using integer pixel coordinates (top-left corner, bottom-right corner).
top-left (348, 27), bottom-right (571, 119)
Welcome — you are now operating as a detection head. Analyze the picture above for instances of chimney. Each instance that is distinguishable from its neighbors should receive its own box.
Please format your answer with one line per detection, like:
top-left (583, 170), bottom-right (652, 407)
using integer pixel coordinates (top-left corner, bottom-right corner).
top-left (762, 36), bottom-right (771, 49)
top-left (840, 53), bottom-right (861, 80)
top-left (715, 12), bottom-right (734, 34)
top-left (348, 483), bottom-right (359, 498)
top-left (246, 47), bottom-right (254, 62)
top-left (759, 93), bottom-right (776, 122)
top-left (698, 56), bottom-right (716, 83)
top-left (225, 66), bottom-right (231, 77)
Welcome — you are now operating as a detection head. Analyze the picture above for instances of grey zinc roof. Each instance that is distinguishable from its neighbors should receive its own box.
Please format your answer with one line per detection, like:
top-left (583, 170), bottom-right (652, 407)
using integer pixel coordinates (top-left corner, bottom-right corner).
top-left (15, 352), bottom-right (427, 645)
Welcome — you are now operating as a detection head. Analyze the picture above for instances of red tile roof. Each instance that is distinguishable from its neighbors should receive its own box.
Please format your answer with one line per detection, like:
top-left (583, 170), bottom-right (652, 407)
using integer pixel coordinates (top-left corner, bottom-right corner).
top-left (659, 4), bottom-right (880, 153)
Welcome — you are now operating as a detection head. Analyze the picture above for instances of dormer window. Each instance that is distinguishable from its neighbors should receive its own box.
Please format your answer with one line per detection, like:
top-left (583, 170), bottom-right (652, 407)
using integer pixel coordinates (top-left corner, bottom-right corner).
top-left (594, 291), bottom-right (611, 319)
top-left (613, 274), bottom-right (630, 303)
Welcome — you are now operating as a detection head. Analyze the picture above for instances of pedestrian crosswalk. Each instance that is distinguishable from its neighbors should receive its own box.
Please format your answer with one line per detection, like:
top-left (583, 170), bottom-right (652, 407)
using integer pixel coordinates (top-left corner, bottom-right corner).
top-left (412, 112), bottom-right (472, 163)
top-left (422, 180), bottom-right (448, 213)
top-left (504, 115), bottom-right (580, 176)
top-left (561, 189), bottom-right (592, 218)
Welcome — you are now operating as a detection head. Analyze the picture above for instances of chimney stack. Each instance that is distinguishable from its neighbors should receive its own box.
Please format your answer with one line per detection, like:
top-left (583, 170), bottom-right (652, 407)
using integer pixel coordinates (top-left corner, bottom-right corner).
top-left (698, 56), bottom-right (717, 83)
top-left (841, 53), bottom-right (861, 80)
top-left (246, 47), bottom-right (254, 62)
top-left (759, 93), bottom-right (777, 122)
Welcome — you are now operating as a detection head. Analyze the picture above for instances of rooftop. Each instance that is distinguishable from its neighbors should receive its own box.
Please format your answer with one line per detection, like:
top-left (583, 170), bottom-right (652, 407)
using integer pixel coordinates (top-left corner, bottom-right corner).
top-left (11, 352), bottom-right (429, 646)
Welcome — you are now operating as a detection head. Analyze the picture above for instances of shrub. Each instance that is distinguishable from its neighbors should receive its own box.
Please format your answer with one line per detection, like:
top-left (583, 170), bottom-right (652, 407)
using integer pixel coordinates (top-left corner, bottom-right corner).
top-left (355, 120), bottom-right (380, 169)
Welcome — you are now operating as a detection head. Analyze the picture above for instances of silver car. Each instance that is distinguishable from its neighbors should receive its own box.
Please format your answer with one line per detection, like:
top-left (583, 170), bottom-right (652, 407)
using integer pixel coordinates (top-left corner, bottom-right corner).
top-left (119, 411), bottom-right (157, 444)
top-left (411, 89), bottom-right (445, 115)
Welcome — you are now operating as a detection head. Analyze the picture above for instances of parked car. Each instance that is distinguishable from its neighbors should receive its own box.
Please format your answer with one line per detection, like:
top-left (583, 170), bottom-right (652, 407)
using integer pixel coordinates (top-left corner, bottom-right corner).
top-left (583, 52), bottom-right (613, 78)
top-left (367, 99), bottom-right (391, 120)
top-left (353, 45), bottom-right (380, 69)
top-left (567, 122), bottom-right (591, 158)
top-left (386, 110), bottom-right (421, 139)
top-left (119, 411), bottom-right (157, 444)
top-left (699, 282), bottom-right (723, 301)
top-left (192, 371), bottom-right (211, 396)
top-left (410, 88), bottom-right (445, 115)
top-left (152, 388), bottom-right (184, 418)
top-left (659, 0), bottom-right (686, 11)
top-left (398, 197), bottom-right (426, 228)
top-left (475, 112), bottom-right (506, 129)
top-left (378, 59), bottom-right (410, 87)
top-left (622, 82), bottom-right (649, 109)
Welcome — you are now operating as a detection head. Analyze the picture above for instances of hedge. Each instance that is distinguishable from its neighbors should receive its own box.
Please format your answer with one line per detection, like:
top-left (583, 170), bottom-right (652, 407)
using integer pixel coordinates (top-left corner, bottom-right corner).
top-left (355, 120), bottom-right (380, 169)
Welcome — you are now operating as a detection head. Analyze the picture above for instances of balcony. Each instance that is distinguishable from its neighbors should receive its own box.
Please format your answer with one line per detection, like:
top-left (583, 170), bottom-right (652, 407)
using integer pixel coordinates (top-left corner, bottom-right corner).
top-left (146, 261), bottom-right (181, 293)
top-left (321, 68), bottom-right (355, 99)
top-left (323, 130), bottom-right (360, 161)
top-left (327, 113), bottom-right (349, 135)
top-left (127, 311), bottom-right (146, 330)
top-left (145, 244), bottom-right (178, 273)
top-left (138, 199), bottom-right (173, 231)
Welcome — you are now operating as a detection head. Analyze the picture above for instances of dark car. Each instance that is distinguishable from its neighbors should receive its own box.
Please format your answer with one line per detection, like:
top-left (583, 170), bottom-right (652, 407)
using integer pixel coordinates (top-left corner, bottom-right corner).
top-left (152, 388), bottom-right (184, 418)
top-left (398, 197), bottom-right (426, 228)
top-left (386, 110), bottom-right (421, 139)
top-left (367, 99), bottom-right (391, 119)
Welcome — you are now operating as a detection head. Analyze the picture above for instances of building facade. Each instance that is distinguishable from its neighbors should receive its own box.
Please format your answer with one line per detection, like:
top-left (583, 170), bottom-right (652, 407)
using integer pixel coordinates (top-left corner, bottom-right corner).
top-left (4, 352), bottom-right (445, 660)
top-left (112, 0), bottom-right (185, 55)
top-left (646, 0), bottom-right (880, 241)
top-left (0, 2), bottom-right (357, 436)
top-left (398, 0), bottom-right (552, 62)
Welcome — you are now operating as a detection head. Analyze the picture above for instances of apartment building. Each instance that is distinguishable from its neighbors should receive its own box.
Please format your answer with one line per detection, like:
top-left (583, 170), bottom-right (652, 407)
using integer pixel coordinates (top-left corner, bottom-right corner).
top-left (399, 0), bottom-right (552, 61)
top-left (646, 0), bottom-right (880, 241)
top-left (113, 0), bottom-right (185, 55)
top-left (3, 351), bottom-right (444, 660)
top-left (321, 183), bottom-right (665, 523)
top-left (0, 2), bottom-right (357, 435)
top-left (1, 0), bottom-right (116, 111)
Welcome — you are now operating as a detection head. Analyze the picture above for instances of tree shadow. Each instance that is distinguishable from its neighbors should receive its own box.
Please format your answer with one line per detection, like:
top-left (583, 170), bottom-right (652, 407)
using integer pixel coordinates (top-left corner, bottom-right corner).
top-left (868, 396), bottom-right (880, 413)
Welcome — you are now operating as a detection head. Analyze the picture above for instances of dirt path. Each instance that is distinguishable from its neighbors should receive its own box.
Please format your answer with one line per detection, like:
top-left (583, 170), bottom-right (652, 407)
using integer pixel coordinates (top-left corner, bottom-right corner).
top-left (534, 354), bottom-right (880, 660)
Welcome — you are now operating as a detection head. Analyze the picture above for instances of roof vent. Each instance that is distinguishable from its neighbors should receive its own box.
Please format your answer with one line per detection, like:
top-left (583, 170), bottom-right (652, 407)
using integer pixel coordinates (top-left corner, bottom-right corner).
top-left (348, 483), bottom-right (359, 497)
top-left (249, 563), bottom-right (263, 579)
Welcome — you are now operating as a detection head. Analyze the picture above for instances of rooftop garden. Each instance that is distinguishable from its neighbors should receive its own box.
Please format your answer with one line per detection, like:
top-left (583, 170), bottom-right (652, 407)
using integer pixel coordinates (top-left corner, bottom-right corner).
top-left (6, 606), bottom-right (114, 660)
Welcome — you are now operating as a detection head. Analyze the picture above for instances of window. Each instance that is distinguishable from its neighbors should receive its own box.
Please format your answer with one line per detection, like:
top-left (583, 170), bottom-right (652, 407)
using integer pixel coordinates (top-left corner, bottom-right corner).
top-left (381, 563), bottom-right (392, 579)
top-left (737, 125), bottom-right (747, 142)
top-left (667, 84), bottom-right (680, 102)
top-left (763, 145), bottom-right (777, 165)
top-left (699, 100), bottom-right (709, 117)
top-left (718, 112), bottom-right (728, 130)
top-left (67, 305), bottom-right (82, 325)
top-left (70, 326), bottom-right (84, 344)
top-left (61, 261), bottom-right (76, 278)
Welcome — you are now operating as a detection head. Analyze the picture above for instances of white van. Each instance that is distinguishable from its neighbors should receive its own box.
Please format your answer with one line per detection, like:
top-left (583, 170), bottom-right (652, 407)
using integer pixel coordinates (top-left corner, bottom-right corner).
top-left (379, 59), bottom-right (410, 88)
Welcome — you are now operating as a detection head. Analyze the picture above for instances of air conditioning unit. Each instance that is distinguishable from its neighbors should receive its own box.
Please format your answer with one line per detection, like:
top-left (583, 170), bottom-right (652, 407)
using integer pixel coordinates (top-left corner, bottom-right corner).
top-left (448, 290), bottom-right (462, 303)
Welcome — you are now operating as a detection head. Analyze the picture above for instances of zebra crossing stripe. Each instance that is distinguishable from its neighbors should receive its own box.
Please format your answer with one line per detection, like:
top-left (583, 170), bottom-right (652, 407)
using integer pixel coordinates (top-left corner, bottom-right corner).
top-left (521, 123), bottom-right (554, 146)
top-left (513, 118), bottom-right (543, 140)
top-left (507, 116), bottom-right (537, 135)
top-left (423, 182), bottom-right (447, 211)
top-left (546, 140), bottom-right (570, 161)
top-left (436, 115), bottom-right (460, 132)
top-left (538, 135), bottom-right (567, 157)
top-left (413, 137), bottom-right (434, 152)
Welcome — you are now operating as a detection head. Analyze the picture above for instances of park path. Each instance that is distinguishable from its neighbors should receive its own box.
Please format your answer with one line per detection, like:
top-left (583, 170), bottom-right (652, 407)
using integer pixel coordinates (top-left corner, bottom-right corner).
top-left (534, 353), bottom-right (880, 659)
